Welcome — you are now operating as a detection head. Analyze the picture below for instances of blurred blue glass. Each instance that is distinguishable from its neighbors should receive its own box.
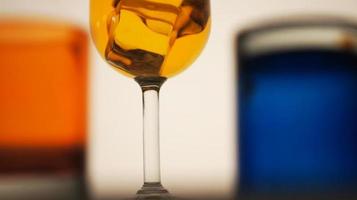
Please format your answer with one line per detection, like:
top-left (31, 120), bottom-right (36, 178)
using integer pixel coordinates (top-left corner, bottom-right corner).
top-left (238, 20), bottom-right (357, 199)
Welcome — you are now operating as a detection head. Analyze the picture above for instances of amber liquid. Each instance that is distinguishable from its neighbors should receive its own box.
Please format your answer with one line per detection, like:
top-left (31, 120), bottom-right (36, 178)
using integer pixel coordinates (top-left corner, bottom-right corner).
top-left (91, 0), bottom-right (211, 78)
top-left (0, 20), bottom-right (87, 175)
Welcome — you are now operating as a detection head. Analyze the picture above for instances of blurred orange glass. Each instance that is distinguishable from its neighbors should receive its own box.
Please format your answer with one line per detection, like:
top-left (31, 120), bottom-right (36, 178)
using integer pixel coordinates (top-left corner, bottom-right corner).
top-left (0, 19), bottom-right (88, 174)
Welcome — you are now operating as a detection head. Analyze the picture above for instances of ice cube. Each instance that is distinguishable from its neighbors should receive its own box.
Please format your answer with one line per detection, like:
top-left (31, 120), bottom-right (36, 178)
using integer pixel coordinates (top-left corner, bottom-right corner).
top-left (113, 9), bottom-right (170, 55)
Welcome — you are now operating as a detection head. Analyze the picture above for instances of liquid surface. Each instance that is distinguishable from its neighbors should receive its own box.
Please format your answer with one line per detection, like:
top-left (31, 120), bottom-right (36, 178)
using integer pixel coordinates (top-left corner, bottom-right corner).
top-left (91, 0), bottom-right (210, 78)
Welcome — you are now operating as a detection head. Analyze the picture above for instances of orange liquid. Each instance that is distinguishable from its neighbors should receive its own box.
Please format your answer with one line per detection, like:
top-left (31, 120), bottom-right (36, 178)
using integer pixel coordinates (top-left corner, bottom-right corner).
top-left (91, 0), bottom-right (211, 78)
top-left (0, 20), bottom-right (88, 173)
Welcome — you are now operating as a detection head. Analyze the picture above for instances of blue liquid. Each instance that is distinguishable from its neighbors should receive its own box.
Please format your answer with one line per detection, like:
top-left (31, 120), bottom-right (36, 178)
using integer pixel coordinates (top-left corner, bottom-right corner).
top-left (239, 49), bottom-right (357, 198)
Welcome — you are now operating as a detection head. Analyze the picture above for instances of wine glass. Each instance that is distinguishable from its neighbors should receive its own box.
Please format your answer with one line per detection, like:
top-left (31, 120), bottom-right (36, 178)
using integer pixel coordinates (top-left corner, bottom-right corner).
top-left (90, 0), bottom-right (211, 199)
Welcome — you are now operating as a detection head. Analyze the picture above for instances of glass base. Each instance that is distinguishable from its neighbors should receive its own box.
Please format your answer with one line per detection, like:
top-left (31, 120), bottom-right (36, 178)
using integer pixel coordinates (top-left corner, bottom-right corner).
top-left (136, 183), bottom-right (171, 200)
top-left (0, 174), bottom-right (86, 200)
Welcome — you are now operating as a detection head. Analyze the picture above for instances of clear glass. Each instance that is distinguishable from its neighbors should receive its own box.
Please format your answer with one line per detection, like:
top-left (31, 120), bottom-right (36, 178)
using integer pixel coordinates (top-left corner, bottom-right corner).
top-left (238, 17), bottom-right (357, 199)
top-left (90, 0), bottom-right (211, 199)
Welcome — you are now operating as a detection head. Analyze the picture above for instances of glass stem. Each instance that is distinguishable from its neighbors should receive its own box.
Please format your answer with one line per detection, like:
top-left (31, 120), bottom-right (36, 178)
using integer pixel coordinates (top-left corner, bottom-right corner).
top-left (135, 77), bottom-right (167, 192)
top-left (142, 88), bottom-right (161, 184)
top-left (136, 77), bottom-right (169, 197)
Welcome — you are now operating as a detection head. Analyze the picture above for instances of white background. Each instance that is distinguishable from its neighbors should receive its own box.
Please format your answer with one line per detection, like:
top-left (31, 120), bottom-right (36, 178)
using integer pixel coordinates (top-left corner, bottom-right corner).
top-left (1, 0), bottom-right (357, 199)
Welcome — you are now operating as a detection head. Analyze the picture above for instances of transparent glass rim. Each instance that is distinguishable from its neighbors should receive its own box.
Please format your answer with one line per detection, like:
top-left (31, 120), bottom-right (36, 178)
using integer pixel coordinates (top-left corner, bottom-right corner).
top-left (0, 0), bottom-right (87, 28)
top-left (238, 15), bottom-right (357, 56)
